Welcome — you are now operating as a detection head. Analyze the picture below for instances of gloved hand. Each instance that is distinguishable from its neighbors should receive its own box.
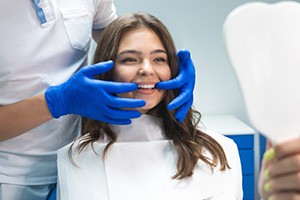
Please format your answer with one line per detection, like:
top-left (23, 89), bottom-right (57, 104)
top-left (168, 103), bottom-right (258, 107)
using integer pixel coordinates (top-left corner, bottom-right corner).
top-left (45, 61), bottom-right (146, 125)
top-left (156, 49), bottom-right (195, 123)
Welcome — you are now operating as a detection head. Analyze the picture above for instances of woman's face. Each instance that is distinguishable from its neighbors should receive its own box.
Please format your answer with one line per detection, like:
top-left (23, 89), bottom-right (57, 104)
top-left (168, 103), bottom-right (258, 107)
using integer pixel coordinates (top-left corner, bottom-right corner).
top-left (113, 28), bottom-right (171, 113)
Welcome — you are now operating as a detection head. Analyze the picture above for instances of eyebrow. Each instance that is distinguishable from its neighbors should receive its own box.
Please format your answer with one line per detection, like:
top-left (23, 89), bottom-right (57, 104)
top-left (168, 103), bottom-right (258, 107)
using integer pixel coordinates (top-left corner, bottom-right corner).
top-left (116, 49), bottom-right (167, 57)
top-left (150, 49), bottom-right (167, 55)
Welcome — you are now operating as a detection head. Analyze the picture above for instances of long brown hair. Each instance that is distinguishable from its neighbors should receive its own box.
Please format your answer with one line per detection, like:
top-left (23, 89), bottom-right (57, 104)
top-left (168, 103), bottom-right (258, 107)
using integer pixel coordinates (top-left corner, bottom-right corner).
top-left (71, 13), bottom-right (229, 179)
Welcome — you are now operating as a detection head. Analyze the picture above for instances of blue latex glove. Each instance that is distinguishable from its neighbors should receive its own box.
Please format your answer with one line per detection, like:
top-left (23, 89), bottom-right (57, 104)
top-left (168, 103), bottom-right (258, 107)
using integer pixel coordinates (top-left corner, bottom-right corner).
top-left (45, 61), bottom-right (146, 125)
top-left (156, 49), bottom-right (195, 123)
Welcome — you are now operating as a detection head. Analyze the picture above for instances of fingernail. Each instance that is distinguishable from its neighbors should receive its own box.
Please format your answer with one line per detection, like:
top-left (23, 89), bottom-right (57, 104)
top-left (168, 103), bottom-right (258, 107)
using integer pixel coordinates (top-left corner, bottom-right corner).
top-left (263, 148), bottom-right (276, 161)
top-left (264, 181), bottom-right (271, 192)
top-left (268, 196), bottom-right (274, 200)
top-left (264, 169), bottom-right (270, 181)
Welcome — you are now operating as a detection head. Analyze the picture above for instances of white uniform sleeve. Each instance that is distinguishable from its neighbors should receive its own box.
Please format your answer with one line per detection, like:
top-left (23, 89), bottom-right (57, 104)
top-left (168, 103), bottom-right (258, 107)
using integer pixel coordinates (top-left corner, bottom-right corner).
top-left (92, 0), bottom-right (117, 29)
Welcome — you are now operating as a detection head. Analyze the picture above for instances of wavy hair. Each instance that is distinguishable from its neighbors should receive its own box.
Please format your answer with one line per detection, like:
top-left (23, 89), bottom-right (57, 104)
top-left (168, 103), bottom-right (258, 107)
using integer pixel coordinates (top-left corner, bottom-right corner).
top-left (70, 13), bottom-right (229, 179)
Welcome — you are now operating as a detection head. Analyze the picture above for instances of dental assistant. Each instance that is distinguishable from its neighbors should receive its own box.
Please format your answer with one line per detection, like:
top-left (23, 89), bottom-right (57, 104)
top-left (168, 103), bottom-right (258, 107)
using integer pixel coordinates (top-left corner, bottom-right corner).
top-left (0, 1), bottom-right (195, 199)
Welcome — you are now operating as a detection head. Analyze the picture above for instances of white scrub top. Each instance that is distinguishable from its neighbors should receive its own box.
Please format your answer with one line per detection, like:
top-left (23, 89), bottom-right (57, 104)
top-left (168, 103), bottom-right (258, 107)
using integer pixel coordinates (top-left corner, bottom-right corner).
top-left (57, 115), bottom-right (243, 200)
top-left (0, 0), bottom-right (116, 185)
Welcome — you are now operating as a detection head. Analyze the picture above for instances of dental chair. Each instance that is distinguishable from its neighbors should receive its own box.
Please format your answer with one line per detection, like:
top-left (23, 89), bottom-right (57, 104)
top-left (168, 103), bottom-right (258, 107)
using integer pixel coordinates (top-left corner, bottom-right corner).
top-left (47, 184), bottom-right (57, 200)
top-left (223, 1), bottom-right (300, 144)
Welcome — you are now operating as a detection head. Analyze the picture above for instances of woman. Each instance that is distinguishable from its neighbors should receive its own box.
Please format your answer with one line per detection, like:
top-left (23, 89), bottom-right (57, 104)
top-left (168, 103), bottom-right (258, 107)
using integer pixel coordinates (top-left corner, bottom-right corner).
top-left (57, 13), bottom-right (242, 200)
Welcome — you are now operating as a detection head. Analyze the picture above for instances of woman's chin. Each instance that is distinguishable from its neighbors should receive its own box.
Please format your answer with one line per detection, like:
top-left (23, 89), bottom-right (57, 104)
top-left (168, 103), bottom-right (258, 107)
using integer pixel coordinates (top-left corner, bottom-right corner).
top-left (137, 103), bottom-right (157, 114)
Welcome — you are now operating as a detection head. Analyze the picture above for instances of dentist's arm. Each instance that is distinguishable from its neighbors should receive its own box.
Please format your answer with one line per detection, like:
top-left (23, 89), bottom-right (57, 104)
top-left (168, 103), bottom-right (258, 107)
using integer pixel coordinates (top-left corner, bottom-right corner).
top-left (0, 94), bottom-right (53, 141)
top-left (0, 61), bottom-right (145, 141)
top-left (156, 49), bottom-right (195, 122)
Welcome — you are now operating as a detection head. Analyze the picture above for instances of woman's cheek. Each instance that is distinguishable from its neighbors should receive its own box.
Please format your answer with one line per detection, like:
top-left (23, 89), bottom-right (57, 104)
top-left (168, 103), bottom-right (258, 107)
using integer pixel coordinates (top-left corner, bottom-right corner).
top-left (158, 69), bottom-right (171, 81)
top-left (112, 67), bottom-right (136, 82)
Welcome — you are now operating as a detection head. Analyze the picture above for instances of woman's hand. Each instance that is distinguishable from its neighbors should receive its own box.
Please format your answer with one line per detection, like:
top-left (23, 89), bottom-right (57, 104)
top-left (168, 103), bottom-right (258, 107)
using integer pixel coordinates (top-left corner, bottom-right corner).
top-left (259, 137), bottom-right (300, 200)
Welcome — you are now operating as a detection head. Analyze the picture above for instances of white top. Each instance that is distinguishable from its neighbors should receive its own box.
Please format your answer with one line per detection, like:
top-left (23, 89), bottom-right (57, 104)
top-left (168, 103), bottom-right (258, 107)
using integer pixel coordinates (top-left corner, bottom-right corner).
top-left (0, 0), bottom-right (116, 185)
top-left (57, 115), bottom-right (243, 200)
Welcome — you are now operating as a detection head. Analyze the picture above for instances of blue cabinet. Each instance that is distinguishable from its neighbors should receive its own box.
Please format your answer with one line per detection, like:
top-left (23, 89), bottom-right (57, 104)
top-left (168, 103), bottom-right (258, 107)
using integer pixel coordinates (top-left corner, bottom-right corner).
top-left (227, 135), bottom-right (254, 200)
top-left (202, 115), bottom-right (256, 200)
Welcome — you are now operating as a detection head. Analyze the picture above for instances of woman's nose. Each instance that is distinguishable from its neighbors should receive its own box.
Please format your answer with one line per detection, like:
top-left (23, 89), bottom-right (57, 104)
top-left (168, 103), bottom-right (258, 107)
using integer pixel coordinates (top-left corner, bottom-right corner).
top-left (138, 60), bottom-right (155, 75)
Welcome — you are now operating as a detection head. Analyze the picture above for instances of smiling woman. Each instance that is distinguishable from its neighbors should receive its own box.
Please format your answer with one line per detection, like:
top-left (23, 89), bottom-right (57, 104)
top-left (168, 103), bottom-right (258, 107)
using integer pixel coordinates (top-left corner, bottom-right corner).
top-left (56, 12), bottom-right (243, 200)
top-left (113, 28), bottom-right (171, 112)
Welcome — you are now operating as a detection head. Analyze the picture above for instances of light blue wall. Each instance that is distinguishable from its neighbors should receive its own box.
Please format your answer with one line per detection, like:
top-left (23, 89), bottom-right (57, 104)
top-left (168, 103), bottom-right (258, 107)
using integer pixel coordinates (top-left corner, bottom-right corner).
top-left (96, 0), bottom-right (299, 125)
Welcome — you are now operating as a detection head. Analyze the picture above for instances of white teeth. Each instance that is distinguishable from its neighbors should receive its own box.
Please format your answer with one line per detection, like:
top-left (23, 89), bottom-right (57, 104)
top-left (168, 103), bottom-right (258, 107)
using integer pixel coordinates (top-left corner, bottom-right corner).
top-left (138, 84), bottom-right (155, 89)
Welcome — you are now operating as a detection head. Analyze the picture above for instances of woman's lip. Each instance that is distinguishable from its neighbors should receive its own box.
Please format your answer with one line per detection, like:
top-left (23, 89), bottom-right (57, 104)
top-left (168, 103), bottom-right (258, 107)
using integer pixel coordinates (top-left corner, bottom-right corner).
top-left (137, 88), bottom-right (156, 95)
top-left (134, 82), bottom-right (156, 94)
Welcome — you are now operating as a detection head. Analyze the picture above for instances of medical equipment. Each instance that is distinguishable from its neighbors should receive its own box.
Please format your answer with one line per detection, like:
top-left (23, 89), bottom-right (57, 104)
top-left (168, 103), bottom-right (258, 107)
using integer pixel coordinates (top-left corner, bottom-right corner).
top-left (223, 1), bottom-right (300, 143)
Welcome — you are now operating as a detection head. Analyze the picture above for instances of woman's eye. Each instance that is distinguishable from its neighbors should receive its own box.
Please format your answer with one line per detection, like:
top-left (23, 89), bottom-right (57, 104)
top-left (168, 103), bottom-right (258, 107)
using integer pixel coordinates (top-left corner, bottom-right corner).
top-left (120, 57), bottom-right (138, 63)
top-left (154, 57), bottom-right (167, 62)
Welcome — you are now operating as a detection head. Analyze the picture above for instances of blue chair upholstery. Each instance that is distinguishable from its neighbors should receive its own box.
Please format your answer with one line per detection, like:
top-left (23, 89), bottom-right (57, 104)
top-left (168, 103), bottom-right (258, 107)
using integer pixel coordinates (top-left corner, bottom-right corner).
top-left (47, 184), bottom-right (57, 200)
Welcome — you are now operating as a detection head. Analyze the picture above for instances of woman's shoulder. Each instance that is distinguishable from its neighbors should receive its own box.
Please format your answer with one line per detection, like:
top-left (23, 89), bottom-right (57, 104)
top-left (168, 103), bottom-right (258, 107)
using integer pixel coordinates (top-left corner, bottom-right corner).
top-left (198, 129), bottom-right (243, 199)
top-left (201, 128), bottom-right (238, 150)
top-left (57, 135), bottom-right (109, 180)
top-left (200, 128), bottom-right (241, 169)
top-left (57, 134), bottom-right (106, 161)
